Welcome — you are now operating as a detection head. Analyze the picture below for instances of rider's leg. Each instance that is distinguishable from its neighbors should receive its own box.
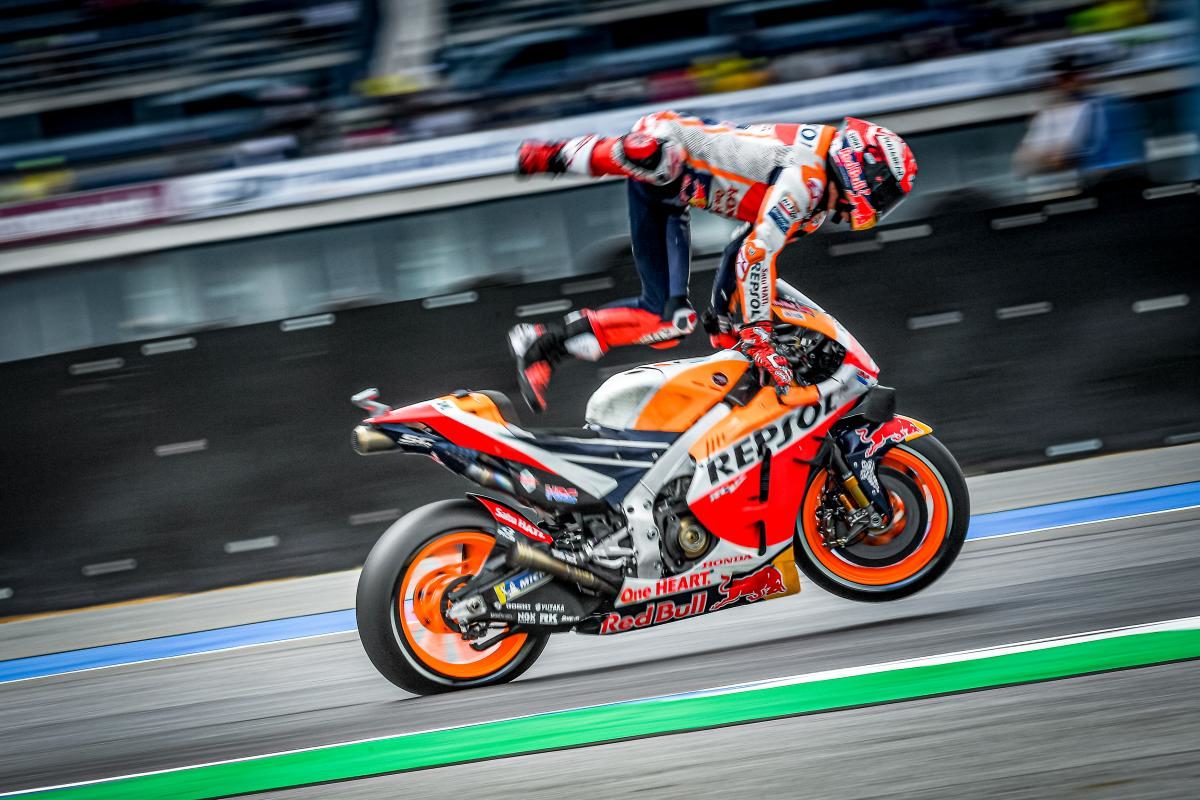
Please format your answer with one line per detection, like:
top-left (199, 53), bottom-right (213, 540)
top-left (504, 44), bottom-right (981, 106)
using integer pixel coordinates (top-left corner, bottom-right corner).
top-left (703, 224), bottom-right (751, 349)
top-left (509, 182), bottom-right (696, 412)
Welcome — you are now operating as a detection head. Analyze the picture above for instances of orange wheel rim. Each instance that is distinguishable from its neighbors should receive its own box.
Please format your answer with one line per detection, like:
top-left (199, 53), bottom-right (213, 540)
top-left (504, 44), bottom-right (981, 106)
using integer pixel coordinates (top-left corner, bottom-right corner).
top-left (802, 447), bottom-right (949, 586)
top-left (397, 530), bottom-right (527, 679)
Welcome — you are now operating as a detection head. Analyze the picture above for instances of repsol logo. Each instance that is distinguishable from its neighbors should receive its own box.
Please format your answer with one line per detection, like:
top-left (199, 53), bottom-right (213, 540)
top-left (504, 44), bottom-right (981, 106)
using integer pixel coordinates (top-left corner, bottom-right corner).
top-left (705, 399), bottom-right (835, 484)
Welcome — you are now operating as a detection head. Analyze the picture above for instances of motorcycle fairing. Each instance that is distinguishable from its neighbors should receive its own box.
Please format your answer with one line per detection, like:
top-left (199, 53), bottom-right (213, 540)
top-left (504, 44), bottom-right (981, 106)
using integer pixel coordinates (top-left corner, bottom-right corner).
top-left (582, 547), bottom-right (802, 635)
top-left (371, 394), bottom-right (623, 500)
top-left (683, 366), bottom-right (872, 550)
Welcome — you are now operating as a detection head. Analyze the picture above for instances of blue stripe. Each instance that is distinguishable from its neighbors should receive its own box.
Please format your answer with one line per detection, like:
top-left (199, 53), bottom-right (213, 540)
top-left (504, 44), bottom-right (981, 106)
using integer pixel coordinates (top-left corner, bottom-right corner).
top-left (967, 481), bottom-right (1200, 540)
top-left (0, 610), bottom-right (354, 685)
top-left (2, 482), bottom-right (1197, 685)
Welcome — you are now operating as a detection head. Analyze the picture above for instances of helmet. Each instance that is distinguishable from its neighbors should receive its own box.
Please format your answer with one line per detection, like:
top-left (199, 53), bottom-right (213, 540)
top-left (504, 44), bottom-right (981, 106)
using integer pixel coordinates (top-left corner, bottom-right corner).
top-left (829, 117), bottom-right (917, 231)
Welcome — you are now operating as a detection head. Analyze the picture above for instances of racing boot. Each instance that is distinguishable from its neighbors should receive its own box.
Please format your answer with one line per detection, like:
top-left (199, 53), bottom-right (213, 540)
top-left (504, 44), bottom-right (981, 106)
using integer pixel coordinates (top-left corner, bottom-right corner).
top-left (508, 323), bottom-right (564, 413)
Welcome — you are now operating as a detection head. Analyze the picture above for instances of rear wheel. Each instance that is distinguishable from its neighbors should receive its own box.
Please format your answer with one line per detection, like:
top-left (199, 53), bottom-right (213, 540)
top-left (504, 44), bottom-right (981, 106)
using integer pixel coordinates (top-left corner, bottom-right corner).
top-left (356, 500), bottom-right (549, 694)
top-left (795, 433), bottom-right (969, 602)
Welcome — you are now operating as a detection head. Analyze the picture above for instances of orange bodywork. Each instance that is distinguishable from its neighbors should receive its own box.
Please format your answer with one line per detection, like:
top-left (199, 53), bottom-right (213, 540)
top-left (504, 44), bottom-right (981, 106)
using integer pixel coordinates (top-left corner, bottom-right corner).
top-left (774, 302), bottom-right (841, 342)
top-left (446, 393), bottom-right (509, 426)
top-left (632, 359), bottom-right (750, 432)
top-left (687, 385), bottom-right (816, 461)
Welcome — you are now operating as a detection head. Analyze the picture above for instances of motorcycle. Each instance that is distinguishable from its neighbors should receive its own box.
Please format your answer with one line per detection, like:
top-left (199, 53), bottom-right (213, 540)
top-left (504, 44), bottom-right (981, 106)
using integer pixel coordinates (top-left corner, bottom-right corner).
top-left (351, 280), bottom-right (969, 694)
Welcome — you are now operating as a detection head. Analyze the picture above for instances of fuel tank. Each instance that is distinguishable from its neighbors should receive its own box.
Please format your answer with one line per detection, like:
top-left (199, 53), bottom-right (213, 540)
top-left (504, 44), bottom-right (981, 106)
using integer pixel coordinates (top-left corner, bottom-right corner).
top-left (585, 352), bottom-right (749, 433)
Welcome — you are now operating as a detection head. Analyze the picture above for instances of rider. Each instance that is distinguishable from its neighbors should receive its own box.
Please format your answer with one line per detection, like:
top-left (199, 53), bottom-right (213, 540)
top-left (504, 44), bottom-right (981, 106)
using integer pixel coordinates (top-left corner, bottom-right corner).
top-left (509, 112), bottom-right (917, 412)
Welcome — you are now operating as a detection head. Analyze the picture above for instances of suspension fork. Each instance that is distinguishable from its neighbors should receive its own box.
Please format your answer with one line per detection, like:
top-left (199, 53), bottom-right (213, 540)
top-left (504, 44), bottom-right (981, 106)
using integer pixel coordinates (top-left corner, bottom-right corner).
top-left (823, 435), bottom-right (894, 525)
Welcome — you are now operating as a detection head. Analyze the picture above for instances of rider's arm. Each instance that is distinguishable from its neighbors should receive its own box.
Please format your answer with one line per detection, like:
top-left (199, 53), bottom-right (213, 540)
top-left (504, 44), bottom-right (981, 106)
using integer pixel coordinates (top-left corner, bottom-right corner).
top-left (735, 167), bottom-right (819, 325)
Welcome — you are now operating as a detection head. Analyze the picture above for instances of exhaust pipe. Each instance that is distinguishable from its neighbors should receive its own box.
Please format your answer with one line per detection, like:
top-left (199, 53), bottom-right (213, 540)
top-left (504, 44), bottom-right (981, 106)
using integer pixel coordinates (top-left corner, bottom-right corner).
top-left (508, 539), bottom-right (619, 596)
top-left (352, 425), bottom-right (398, 455)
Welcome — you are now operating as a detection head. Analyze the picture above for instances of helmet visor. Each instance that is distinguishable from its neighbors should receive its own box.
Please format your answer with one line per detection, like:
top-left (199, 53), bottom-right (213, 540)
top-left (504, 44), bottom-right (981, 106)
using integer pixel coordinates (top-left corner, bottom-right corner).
top-left (863, 157), bottom-right (906, 218)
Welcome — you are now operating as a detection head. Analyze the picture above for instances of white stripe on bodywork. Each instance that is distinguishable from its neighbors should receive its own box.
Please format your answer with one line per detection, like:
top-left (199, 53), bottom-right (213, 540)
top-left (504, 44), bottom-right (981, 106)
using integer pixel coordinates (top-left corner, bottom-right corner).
top-left (432, 399), bottom-right (619, 498)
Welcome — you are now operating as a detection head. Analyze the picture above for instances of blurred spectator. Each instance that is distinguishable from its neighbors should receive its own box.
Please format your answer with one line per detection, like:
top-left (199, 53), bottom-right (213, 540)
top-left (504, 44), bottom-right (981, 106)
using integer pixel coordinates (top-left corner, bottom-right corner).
top-left (1013, 54), bottom-right (1127, 177)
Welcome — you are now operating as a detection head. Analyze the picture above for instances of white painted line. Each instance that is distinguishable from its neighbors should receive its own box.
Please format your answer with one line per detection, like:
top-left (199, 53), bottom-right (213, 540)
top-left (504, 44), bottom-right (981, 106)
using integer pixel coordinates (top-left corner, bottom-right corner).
top-left (1043, 197), bottom-right (1098, 215)
top-left (829, 240), bottom-right (882, 257)
top-left (1132, 294), bottom-right (1189, 314)
top-left (280, 313), bottom-right (335, 332)
top-left (876, 224), bottom-right (932, 243)
top-left (0, 588), bottom-right (12, 601)
top-left (154, 439), bottom-right (208, 457)
top-left (68, 357), bottom-right (124, 376)
top-left (1165, 432), bottom-right (1200, 446)
top-left (81, 559), bottom-right (137, 578)
top-left (561, 277), bottom-right (615, 294)
top-left (7, 615), bottom-right (1197, 798)
top-left (1045, 439), bottom-right (1103, 458)
top-left (140, 337), bottom-right (196, 356)
top-left (517, 299), bottom-right (572, 317)
top-left (348, 509), bottom-right (401, 526)
top-left (223, 536), bottom-right (280, 554)
top-left (1142, 183), bottom-right (1196, 200)
top-left (995, 301), bottom-right (1052, 320)
top-left (664, 615), bottom-right (1200, 700)
top-left (422, 291), bottom-right (478, 310)
top-left (906, 311), bottom-right (963, 330)
top-left (990, 213), bottom-right (1046, 230)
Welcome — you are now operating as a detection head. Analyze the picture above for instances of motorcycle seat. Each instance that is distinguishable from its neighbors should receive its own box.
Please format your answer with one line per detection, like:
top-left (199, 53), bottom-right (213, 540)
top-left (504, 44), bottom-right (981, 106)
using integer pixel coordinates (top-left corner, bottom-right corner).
top-left (471, 389), bottom-right (602, 440)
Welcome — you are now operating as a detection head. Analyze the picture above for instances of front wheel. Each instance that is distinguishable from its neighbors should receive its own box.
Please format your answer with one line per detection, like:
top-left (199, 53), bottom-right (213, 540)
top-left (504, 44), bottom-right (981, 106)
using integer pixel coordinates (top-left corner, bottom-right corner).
top-left (356, 499), bottom-right (549, 694)
top-left (795, 433), bottom-right (969, 602)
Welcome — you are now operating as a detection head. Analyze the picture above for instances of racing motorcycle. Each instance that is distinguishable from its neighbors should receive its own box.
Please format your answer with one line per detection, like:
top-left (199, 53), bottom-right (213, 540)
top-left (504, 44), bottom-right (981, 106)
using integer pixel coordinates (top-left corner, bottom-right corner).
top-left (352, 280), bottom-right (969, 694)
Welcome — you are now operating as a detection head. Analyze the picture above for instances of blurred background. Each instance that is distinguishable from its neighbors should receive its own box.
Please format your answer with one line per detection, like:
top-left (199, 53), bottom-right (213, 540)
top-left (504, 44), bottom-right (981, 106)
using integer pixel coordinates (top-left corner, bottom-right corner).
top-left (0, 0), bottom-right (1197, 615)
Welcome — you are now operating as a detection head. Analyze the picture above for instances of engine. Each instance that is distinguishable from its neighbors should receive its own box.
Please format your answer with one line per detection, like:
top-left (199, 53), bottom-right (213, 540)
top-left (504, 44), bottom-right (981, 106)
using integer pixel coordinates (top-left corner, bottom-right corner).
top-left (654, 477), bottom-right (715, 573)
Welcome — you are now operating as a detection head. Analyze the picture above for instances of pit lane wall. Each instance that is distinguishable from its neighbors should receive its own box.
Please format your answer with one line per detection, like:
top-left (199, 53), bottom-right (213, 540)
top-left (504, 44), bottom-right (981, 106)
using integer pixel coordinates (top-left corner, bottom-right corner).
top-left (0, 180), bottom-right (1196, 616)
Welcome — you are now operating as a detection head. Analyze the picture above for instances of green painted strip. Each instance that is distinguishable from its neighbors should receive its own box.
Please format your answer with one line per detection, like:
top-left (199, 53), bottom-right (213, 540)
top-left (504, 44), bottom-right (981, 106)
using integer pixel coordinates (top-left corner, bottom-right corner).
top-left (15, 627), bottom-right (1200, 799)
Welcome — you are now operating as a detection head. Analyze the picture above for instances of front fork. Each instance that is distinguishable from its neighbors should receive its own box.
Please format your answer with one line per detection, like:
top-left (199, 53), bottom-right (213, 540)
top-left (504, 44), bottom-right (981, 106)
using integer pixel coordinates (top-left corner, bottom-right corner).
top-left (820, 435), bottom-right (894, 546)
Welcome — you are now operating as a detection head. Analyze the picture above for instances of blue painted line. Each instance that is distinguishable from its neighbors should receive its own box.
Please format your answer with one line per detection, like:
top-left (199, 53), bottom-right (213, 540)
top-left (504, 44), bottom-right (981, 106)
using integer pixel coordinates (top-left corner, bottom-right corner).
top-left (2, 482), bottom-right (1198, 685)
top-left (0, 609), bottom-right (354, 685)
top-left (967, 481), bottom-right (1200, 540)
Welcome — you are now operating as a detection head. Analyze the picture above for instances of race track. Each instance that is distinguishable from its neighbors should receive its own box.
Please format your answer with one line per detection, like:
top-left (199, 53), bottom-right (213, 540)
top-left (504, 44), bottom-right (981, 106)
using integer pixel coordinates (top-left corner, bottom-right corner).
top-left (2, 449), bottom-right (1199, 798)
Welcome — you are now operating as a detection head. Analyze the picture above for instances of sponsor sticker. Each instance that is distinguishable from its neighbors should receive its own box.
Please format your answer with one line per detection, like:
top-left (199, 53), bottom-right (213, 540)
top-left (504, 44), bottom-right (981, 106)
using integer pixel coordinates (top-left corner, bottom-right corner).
top-left (519, 470), bottom-right (538, 493)
top-left (478, 498), bottom-right (554, 544)
top-left (768, 207), bottom-right (791, 234)
top-left (712, 564), bottom-right (788, 611)
top-left (599, 593), bottom-right (708, 634)
top-left (544, 484), bottom-right (579, 504)
top-left (618, 571), bottom-right (712, 606)
top-left (494, 570), bottom-right (550, 604)
top-left (855, 418), bottom-right (923, 458)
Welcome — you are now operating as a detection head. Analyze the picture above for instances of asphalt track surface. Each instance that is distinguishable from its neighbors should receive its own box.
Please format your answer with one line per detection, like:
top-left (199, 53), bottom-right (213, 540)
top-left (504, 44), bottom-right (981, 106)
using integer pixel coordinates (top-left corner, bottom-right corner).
top-left (2, 450), bottom-right (1200, 797)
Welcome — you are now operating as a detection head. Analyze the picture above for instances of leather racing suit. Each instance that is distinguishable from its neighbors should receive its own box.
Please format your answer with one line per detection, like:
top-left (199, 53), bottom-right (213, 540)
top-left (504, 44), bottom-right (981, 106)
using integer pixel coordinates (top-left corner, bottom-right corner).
top-left (511, 111), bottom-right (840, 412)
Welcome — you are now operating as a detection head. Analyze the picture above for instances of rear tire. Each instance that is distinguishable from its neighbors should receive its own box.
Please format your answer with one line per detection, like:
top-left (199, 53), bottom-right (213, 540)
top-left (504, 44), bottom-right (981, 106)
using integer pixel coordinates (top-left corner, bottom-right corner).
top-left (794, 433), bottom-right (969, 602)
top-left (356, 499), bottom-right (550, 694)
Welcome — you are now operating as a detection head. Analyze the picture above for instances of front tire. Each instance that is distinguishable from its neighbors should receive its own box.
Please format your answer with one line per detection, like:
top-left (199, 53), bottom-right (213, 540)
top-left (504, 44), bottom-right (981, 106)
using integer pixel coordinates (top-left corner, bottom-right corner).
top-left (356, 499), bottom-right (549, 694)
top-left (794, 433), bottom-right (969, 602)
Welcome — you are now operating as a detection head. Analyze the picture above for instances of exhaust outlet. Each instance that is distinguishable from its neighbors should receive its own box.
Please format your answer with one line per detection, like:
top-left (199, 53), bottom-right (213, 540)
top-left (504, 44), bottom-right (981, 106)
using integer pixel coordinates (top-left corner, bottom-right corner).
top-left (352, 425), bottom-right (398, 455)
top-left (508, 539), bottom-right (619, 596)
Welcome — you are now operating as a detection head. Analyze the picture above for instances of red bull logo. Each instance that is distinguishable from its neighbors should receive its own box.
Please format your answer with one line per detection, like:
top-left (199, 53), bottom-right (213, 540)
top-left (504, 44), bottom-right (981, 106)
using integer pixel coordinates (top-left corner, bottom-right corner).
top-left (599, 592), bottom-right (708, 634)
top-left (855, 419), bottom-right (923, 458)
top-left (711, 565), bottom-right (788, 611)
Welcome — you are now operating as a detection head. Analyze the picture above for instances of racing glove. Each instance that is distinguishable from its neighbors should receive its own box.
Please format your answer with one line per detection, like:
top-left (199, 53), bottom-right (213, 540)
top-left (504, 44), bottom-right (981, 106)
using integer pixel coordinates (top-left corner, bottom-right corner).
top-left (738, 322), bottom-right (794, 392)
top-left (701, 309), bottom-right (737, 350)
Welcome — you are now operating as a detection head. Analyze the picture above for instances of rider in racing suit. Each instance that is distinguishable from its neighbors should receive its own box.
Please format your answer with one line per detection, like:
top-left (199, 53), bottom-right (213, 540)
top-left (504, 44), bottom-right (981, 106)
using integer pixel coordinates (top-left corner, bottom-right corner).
top-left (509, 112), bottom-right (917, 412)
